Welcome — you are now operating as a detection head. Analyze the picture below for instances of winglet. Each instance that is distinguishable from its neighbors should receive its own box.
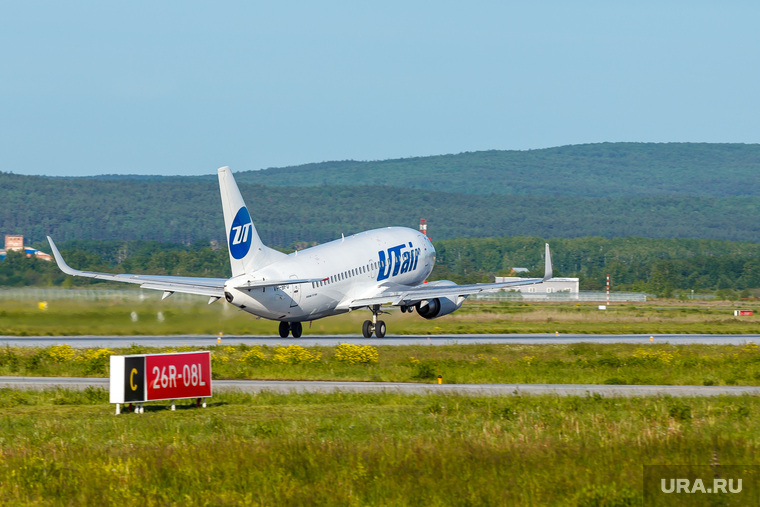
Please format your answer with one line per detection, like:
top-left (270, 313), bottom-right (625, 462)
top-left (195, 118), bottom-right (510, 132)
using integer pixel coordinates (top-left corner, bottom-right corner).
top-left (47, 236), bottom-right (79, 276)
top-left (543, 243), bottom-right (553, 281)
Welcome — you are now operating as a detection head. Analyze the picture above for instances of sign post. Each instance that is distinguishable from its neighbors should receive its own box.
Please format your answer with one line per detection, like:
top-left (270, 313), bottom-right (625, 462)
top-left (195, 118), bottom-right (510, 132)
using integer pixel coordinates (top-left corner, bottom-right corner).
top-left (110, 351), bottom-right (212, 414)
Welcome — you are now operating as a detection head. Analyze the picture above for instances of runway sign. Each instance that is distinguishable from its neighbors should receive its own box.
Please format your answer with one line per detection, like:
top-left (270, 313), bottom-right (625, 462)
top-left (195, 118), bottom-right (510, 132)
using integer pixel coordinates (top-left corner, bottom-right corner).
top-left (110, 351), bottom-right (212, 404)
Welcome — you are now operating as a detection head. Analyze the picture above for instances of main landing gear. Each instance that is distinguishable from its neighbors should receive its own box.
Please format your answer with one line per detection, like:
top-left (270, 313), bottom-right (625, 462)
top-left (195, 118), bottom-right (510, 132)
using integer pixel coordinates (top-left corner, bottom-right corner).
top-left (279, 321), bottom-right (303, 338)
top-left (362, 305), bottom-right (386, 338)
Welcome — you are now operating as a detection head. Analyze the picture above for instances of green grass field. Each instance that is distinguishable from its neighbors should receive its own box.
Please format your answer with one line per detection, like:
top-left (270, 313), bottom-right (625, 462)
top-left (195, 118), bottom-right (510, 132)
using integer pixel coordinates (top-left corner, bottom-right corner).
top-left (3, 297), bottom-right (759, 505)
top-left (1, 298), bottom-right (759, 336)
top-left (1, 388), bottom-right (758, 505)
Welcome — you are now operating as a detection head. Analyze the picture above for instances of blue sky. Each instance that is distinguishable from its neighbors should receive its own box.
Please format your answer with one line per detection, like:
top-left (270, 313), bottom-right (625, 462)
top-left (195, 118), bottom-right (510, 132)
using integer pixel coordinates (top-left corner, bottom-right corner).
top-left (2, 2), bottom-right (759, 176)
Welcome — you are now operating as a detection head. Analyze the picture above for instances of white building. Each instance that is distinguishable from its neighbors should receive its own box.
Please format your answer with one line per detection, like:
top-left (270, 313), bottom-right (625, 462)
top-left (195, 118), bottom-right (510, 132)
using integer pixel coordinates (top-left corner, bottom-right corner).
top-left (494, 276), bottom-right (579, 295)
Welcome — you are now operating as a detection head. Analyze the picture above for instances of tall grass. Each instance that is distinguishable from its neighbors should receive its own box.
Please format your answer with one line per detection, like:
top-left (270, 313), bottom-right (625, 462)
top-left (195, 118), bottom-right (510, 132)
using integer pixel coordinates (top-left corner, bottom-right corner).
top-left (1, 388), bottom-right (758, 505)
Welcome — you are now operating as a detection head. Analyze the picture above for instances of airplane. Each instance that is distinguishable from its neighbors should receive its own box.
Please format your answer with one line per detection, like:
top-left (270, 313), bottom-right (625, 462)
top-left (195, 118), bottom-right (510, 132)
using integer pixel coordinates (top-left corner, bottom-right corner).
top-left (47, 166), bottom-right (553, 338)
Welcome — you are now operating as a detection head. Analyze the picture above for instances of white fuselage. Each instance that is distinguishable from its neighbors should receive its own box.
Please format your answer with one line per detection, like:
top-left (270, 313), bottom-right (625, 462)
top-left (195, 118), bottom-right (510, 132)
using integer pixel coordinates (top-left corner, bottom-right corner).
top-left (224, 227), bottom-right (435, 322)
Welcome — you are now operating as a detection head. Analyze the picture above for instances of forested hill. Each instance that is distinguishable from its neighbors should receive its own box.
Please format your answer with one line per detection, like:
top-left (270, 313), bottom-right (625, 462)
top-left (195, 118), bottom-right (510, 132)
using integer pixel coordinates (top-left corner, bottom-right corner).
top-left (2, 143), bottom-right (760, 246)
top-left (229, 143), bottom-right (760, 198)
top-left (3, 171), bottom-right (760, 246)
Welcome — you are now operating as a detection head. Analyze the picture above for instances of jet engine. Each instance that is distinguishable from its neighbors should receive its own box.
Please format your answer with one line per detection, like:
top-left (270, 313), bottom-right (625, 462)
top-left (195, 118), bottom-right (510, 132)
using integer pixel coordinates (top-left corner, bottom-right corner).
top-left (414, 281), bottom-right (465, 319)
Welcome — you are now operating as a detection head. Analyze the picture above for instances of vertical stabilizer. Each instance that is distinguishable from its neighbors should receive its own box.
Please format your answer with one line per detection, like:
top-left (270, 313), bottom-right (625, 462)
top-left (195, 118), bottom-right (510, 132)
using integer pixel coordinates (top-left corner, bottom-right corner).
top-left (217, 166), bottom-right (285, 276)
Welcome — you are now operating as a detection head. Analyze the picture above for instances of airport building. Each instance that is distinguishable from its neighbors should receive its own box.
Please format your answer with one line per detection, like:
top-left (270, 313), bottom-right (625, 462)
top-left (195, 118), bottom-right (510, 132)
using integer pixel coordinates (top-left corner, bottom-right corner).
top-left (480, 276), bottom-right (646, 302)
top-left (0, 235), bottom-right (52, 261)
top-left (494, 276), bottom-right (580, 295)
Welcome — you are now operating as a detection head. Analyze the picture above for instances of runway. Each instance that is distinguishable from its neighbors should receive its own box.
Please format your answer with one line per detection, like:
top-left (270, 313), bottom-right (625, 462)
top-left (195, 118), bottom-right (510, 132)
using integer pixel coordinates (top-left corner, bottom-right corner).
top-left (2, 376), bottom-right (759, 397)
top-left (2, 333), bottom-right (760, 347)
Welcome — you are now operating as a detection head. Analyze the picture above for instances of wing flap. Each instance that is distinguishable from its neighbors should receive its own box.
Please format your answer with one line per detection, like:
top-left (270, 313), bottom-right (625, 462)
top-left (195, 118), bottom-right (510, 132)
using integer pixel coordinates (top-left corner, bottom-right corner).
top-left (348, 278), bottom-right (544, 308)
top-left (139, 281), bottom-right (225, 298)
top-left (348, 277), bottom-right (545, 309)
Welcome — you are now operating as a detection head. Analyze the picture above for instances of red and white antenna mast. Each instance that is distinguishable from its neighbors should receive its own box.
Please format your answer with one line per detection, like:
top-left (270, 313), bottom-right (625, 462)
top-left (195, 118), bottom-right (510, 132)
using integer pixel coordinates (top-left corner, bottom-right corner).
top-left (606, 274), bottom-right (610, 307)
top-left (419, 218), bottom-right (428, 238)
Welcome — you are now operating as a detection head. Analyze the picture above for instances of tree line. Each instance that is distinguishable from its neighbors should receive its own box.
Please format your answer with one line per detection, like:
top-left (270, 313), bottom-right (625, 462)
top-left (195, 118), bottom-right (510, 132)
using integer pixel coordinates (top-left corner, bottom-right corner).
top-left (3, 236), bottom-right (760, 298)
top-left (430, 236), bottom-right (760, 298)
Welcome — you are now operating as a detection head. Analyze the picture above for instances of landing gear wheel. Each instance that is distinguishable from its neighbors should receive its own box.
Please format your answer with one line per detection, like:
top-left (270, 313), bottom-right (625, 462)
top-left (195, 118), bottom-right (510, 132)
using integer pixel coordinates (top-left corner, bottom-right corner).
top-left (291, 322), bottom-right (303, 338)
top-left (362, 305), bottom-right (388, 338)
top-left (375, 320), bottom-right (386, 338)
top-left (278, 321), bottom-right (290, 338)
top-left (362, 320), bottom-right (373, 338)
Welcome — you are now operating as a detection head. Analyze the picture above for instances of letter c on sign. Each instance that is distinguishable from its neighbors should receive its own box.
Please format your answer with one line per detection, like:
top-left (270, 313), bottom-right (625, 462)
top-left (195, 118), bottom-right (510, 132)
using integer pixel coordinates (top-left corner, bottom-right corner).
top-left (130, 368), bottom-right (138, 391)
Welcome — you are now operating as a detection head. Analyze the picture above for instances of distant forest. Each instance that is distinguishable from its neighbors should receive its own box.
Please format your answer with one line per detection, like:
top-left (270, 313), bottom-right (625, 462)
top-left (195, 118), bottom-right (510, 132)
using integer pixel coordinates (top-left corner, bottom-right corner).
top-left (228, 142), bottom-right (760, 198)
top-left (3, 142), bottom-right (760, 246)
top-left (4, 236), bottom-right (759, 298)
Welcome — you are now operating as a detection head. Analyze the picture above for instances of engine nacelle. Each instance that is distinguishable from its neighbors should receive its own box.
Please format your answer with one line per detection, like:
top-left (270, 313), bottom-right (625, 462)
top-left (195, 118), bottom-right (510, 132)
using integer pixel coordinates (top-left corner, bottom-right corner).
top-left (414, 281), bottom-right (465, 319)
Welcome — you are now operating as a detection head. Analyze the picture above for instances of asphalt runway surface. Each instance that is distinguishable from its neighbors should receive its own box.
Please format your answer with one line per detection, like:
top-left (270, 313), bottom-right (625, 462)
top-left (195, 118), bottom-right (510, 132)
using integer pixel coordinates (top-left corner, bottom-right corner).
top-left (2, 333), bottom-right (760, 347)
top-left (2, 376), bottom-right (759, 397)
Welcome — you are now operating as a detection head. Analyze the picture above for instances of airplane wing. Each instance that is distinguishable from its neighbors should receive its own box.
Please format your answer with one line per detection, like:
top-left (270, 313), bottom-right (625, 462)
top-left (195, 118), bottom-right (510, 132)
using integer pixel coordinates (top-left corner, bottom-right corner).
top-left (47, 237), bottom-right (227, 298)
top-left (48, 237), bottom-right (327, 298)
top-left (348, 243), bottom-right (553, 309)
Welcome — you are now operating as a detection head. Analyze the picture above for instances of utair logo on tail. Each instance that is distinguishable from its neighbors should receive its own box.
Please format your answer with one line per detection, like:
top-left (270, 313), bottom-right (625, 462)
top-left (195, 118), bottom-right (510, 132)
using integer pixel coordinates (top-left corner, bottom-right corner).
top-left (229, 207), bottom-right (253, 259)
top-left (377, 242), bottom-right (420, 281)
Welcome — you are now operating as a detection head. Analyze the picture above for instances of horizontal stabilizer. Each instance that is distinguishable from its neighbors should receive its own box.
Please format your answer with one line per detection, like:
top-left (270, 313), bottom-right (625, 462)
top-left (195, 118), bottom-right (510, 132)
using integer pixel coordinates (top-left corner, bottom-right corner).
top-left (236, 277), bottom-right (326, 290)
